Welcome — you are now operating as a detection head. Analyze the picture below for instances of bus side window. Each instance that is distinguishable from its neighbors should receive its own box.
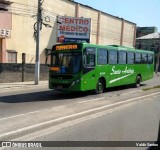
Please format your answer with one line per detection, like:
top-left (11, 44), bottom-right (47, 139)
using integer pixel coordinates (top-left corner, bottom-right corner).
top-left (83, 47), bottom-right (96, 68)
top-left (142, 54), bottom-right (148, 64)
top-left (127, 52), bottom-right (134, 64)
top-left (109, 50), bottom-right (117, 64)
top-left (118, 51), bottom-right (127, 64)
top-left (98, 49), bottom-right (108, 65)
top-left (135, 53), bottom-right (141, 64)
top-left (148, 54), bottom-right (153, 64)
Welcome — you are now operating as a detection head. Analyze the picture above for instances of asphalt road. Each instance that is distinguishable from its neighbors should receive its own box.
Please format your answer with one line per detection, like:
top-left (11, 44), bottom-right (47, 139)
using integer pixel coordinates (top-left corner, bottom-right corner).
top-left (0, 76), bottom-right (160, 150)
top-left (2, 87), bottom-right (160, 150)
top-left (29, 94), bottom-right (160, 150)
top-left (0, 75), bottom-right (159, 119)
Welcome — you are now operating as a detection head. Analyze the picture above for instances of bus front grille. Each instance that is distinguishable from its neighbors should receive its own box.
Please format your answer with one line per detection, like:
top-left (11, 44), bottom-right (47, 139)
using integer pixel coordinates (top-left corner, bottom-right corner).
top-left (50, 75), bottom-right (73, 79)
top-left (51, 83), bottom-right (71, 89)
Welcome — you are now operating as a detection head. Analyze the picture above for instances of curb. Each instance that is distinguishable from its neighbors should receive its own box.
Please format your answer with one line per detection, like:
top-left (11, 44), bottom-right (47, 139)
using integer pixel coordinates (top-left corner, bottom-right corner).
top-left (0, 81), bottom-right (48, 90)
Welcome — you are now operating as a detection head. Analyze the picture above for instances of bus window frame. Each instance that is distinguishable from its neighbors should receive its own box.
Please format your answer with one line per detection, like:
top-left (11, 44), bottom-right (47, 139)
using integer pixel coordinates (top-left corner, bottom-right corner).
top-left (135, 53), bottom-right (142, 64)
top-left (148, 54), bottom-right (153, 64)
top-left (83, 47), bottom-right (96, 69)
top-left (97, 48), bottom-right (108, 65)
top-left (108, 50), bottom-right (118, 65)
top-left (127, 52), bottom-right (135, 64)
top-left (118, 51), bottom-right (127, 65)
top-left (142, 53), bottom-right (148, 64)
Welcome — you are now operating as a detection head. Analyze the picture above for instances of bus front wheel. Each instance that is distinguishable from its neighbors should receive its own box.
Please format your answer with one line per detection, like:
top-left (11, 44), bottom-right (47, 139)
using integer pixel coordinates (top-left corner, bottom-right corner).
top-left (95, 79), bottom-right (104, 94)
top-left (135, 76), bottom-right (141, 88)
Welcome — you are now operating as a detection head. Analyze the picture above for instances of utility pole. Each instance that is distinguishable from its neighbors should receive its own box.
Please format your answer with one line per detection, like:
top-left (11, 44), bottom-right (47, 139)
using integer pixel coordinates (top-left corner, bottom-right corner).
top-left (35, 0), bottom-right (42, 85)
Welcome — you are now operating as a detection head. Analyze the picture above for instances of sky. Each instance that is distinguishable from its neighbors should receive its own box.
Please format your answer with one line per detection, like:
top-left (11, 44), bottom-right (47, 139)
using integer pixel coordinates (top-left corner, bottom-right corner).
top-left (74, 0), bottom-right (160, 31)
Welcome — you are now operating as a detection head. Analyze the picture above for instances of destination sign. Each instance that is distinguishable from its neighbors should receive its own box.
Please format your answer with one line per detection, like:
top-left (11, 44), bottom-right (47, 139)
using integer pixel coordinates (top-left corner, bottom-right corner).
top-left (56, 44), bottom-right (78, 50)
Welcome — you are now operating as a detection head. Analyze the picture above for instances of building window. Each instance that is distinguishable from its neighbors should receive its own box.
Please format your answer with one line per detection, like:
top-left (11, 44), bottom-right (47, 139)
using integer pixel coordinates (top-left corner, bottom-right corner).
top-left (6, 50), bottom-right (17, 63)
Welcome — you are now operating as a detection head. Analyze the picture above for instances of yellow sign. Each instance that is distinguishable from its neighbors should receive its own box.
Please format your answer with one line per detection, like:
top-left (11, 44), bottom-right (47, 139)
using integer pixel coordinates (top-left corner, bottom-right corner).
top-left (50, 67), bottom-right (60, 71)
top-left (56, 45), bottom-right (78, 50)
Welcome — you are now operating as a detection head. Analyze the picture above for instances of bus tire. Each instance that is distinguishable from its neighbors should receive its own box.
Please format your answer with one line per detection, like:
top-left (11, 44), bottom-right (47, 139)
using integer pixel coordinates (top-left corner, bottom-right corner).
top-left (95, 79), bottom-right (104, 94)
top-left (135, 76), bottom-right (141, 88)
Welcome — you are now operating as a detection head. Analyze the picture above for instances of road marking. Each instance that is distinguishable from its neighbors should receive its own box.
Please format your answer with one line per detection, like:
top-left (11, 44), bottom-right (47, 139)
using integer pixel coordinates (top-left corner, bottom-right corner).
top-left (17, 102), bottom-right (137, 141)
top-left (78, 97), bottom-right (105, 104)
top-left (0, 91), bottom-right (160, 123)
top-left (0, 105), bottom-right (65, 121)
top-left (0, 97), bottom-right (105, 121)
top-left (120, 90), bottom-right (141, 95)
top-left (1, 91), bottom-right (160, 141)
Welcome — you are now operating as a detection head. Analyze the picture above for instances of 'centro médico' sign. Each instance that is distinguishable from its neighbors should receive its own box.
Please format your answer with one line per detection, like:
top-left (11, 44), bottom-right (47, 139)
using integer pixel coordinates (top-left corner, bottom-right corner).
top-left (57, 16), bottom-right (91, 43)
top-left (0, 29), bottom-right (11, 37)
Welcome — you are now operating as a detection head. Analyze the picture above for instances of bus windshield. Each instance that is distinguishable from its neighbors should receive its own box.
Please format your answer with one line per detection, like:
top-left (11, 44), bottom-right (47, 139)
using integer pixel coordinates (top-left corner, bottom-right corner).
top-left (51, 52), bottom-right (82, 74)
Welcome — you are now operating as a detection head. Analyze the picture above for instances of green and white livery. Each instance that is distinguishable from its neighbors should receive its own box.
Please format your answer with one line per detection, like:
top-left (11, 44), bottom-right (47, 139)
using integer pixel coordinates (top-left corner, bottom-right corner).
top-left (47, 42), bottom-right (154, 94)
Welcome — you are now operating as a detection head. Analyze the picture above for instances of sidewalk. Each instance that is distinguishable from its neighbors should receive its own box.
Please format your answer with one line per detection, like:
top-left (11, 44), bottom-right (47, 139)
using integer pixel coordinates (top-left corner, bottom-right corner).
top-left (0, 80), bottom-right (48, 90)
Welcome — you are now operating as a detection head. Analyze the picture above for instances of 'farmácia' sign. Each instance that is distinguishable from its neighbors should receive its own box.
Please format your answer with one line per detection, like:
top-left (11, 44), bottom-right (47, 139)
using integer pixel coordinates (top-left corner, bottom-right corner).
top-left (57, 15), bottom-right (91, 43)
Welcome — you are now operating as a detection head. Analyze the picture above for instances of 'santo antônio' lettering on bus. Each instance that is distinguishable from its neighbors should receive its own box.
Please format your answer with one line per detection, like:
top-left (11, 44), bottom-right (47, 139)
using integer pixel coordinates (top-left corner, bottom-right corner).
top-left (109, 66), bottom-right (135, 84)
top-left (56, 45), bottom-right (78, 50)
top-left (122, 66), bottom-right (134, 74)
top-left (110, 66), bottom-right (134, 75)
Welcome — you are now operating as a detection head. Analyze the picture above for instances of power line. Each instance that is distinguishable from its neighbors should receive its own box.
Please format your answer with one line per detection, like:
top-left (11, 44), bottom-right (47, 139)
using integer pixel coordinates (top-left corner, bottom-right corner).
top-left (7, 0), bottom-right (134, 44)
top-left (8, 1), bottom-right (38, 9)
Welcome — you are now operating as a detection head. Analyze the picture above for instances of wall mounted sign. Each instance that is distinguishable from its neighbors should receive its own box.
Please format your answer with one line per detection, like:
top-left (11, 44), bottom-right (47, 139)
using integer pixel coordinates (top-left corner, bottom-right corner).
top-left (57, 16), bottom-right (91, 43)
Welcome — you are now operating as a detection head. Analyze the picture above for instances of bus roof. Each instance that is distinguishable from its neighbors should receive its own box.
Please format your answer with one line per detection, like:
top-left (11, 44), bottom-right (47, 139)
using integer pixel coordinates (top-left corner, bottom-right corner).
top-left (82, 42), bottom-right (154, 54)
top-left (53, 42), bottom-right (154, 54)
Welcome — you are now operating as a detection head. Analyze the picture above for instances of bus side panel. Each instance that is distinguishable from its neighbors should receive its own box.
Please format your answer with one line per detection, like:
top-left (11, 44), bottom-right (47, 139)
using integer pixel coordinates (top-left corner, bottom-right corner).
top-left (95, 65), bottom-right (108, 88)
top-left (115, 65), bottom-right (135, 86)
top-left (148, 64), bottom-right (154, 79)
top-left (134, 64), bottom-right (153, 82)
top-left (106, 65), bottom-right (118, 88)
top-left (81, 70), bottom-right (96, 91)
top-left (139, 64), bottom-right (149, 81)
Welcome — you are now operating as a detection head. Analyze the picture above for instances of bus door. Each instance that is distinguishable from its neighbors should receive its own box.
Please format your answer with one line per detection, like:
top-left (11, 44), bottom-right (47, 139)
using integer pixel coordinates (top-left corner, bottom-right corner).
top-left (82, 47), bottom-right (96, 91)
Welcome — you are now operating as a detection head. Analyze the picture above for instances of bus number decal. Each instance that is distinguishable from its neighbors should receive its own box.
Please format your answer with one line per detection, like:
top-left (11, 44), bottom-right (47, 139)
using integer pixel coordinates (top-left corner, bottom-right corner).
top-left (100, 72), bottom-right (105, 75)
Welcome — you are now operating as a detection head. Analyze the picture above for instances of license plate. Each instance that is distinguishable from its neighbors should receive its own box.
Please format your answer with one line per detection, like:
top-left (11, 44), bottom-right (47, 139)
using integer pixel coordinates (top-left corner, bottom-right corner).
top-left (57, 85), bottom-right (63, 89)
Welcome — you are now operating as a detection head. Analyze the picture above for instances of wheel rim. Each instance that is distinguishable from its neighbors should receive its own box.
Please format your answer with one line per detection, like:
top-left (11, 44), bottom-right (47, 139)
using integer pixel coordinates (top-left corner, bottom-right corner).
top-left (97, 82), bottom-right (103, 93)
top-left (136, 77), bottom-right (141, 87)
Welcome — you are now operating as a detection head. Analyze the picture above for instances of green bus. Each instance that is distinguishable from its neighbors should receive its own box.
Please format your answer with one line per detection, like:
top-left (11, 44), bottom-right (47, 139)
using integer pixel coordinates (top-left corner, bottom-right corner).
top-left (47, 42), bottom-right (154, 94)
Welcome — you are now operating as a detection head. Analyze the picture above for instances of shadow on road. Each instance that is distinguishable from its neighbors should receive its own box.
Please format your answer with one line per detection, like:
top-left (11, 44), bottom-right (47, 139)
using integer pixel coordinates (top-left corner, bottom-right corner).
top-left (0, 90), bottom-right (92, 103)
top-left (0, 84), bottom-right (147, 103)
top-left (105, 83), bottom-right (146, 92)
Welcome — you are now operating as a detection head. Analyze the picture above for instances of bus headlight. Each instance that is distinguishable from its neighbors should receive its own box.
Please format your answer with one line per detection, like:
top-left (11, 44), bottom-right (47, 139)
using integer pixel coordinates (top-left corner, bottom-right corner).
top-left (71, 81), bottom-right (75, 86)
top-left (71, 79), bottom-right (80, 87)
top-left (76, 79), bottom-right (80, 83)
